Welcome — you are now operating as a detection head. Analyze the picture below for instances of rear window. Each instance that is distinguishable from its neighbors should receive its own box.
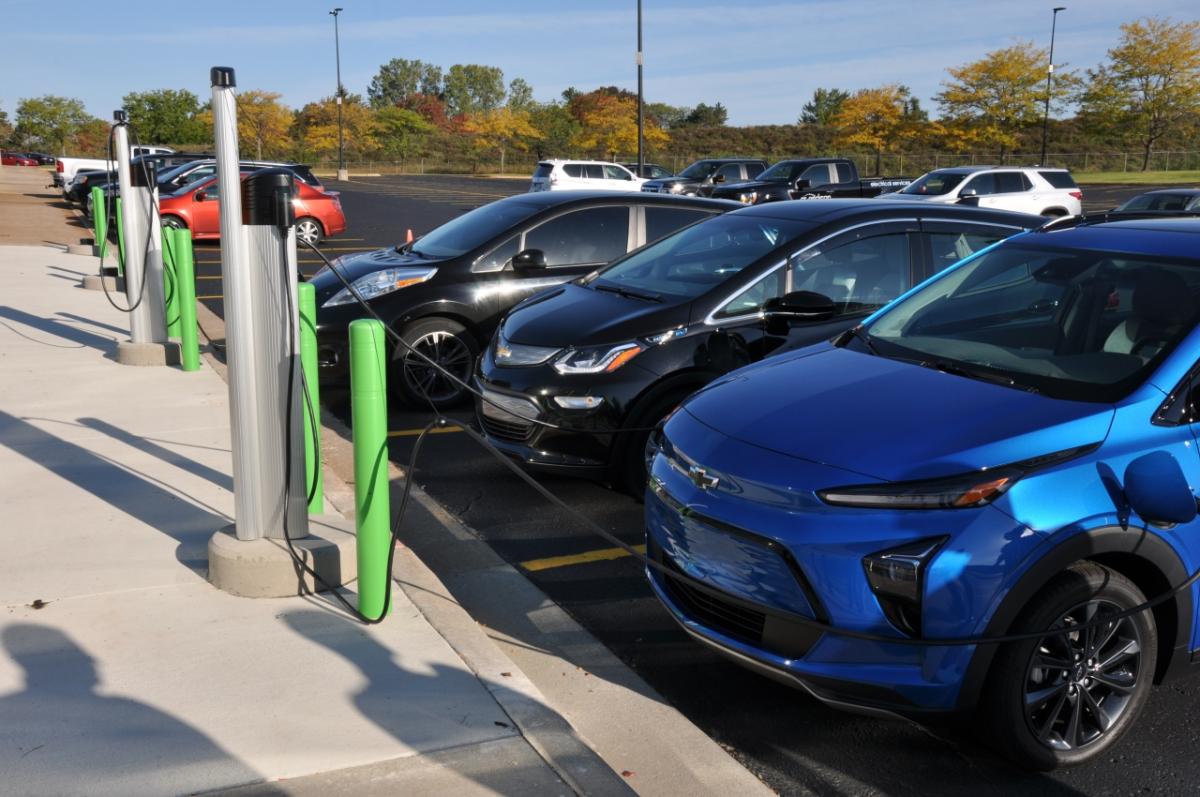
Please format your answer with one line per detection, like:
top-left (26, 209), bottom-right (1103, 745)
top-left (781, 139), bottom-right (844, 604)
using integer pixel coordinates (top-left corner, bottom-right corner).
top-left (533, 163), bottom-right (553, 179)
top-left (1039, 170), bottom-right (1078, 189)
top-left (292, 166), bottom-right (320, 186)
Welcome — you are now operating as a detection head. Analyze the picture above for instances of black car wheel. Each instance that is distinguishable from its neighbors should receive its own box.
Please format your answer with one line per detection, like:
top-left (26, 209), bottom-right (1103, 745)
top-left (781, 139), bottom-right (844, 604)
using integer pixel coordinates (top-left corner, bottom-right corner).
top-left (391, 318), bottom-right (479, 409)
top-left (162, 215), bottom-right (187, 231)
top-left (981, 561), bottom-right (1155, 770)
top-left (613, 387), bottom-right (696, 498)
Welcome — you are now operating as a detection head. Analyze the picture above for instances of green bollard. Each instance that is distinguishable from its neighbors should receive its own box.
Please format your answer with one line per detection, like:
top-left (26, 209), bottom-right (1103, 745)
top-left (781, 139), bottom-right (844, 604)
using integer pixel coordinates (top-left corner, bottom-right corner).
top-left (297, 281), bottom-right (324, 515)
top-left (172, 227), bottom-right (201, 372)
top-left (114, 197), bottom-right (126, 277)
top-left (349, 318), bottom-right (391, 620)
top-left (162, 227), bottom-right (180, 338)
top-left (90, 187), bottom-right (108, 260)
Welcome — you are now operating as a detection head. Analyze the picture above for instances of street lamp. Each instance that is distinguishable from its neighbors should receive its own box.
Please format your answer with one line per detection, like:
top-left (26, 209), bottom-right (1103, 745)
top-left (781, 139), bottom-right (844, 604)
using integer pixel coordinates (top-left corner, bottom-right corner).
top-left (330, 7), bottom-right (346, 181)
top-left (1040, 6), bottom-right (1066, 166)
top-left (636, 0), bottom-right (644, 176)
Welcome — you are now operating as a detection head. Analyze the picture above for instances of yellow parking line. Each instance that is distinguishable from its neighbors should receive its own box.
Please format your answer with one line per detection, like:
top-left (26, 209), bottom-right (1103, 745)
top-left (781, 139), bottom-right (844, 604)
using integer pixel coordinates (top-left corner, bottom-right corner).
top-left (196, 295), bottom-right (222, 300)
top-left (520, 544), bottom-right (647, 572)
top-left (387, 427), bottom-right (464, 438)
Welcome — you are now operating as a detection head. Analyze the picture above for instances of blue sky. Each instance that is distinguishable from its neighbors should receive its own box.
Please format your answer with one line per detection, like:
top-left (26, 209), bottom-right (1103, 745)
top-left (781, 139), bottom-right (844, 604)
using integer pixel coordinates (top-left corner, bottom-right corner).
top-left (2, 0), bottom-right (1196, 126)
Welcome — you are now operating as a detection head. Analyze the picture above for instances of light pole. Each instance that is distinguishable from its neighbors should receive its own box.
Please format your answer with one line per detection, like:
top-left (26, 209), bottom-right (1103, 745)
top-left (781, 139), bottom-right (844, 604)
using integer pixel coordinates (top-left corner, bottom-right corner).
top-left (636, 0), bottom-right (644, 176)
top-left (1040, 6), bottom-right (1066, 166)
top-left (330, 7), bottom-right (347, 181)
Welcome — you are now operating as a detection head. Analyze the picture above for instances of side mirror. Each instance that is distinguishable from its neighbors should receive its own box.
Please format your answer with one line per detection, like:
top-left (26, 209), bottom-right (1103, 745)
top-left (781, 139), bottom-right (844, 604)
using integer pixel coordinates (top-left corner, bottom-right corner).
top-left (1124, 451), bottom-right (1197, 526)
top-left (713, 174), bottom-right (725, 183)
top-left (793, 178), bottom-right (811, 190)
top-left (959, 187), bottom-right (979, 198)
top-left (512, 248), bottom-right (547, 270)
top-left (194, 191), bottom-right (208, 202)
top-left (764, 290), bottom-right (836, 322)
top-left (957, 195), bottom-right (980, 206)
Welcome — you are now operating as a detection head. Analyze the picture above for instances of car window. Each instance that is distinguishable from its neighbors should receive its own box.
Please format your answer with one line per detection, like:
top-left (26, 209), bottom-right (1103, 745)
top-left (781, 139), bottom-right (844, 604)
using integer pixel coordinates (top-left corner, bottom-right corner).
top-left (789, 232), bottom-right (910, 314)
top-left (563, 164), bottom-right (584, 178)
top-left (995, 172), bottom-right (1029, 193)
top-left (1038, 170), bottom-right (1078, 189)
top-left (901, 171), bottom-right (967, 196)
top-left (716, 163), bottom-right (743, 182)
top-left (524, 206), bottom-right (630, 267)
top-left (963, 173), bottom-right (996, 196)
top-left (744, 163), bottom-right (765, 179)
top-left (835, 162), bottom-right (854, 182)
top-left (799, 164), bottom-right (833, 185)
top-left (198, 180), bottom-right (220, 199)
top-left (714, 269), bottom-right (786, 319)
top-left (410, 199), bottom-right (541, 258)
top-left (650, 166), bottom-right (671, 179)
top-left (605, 165), bottom-right (633, 181)
top-left (473, 234), bottom-right (521, 273)
top-left (644, 206), bottom-right (714, 243)
top-left (584, 164), bottom-right (606, 179)
top-left (182, 166), bottom-right (216, 185)
top-left (1120, 193), bottom-right (1195, 212)
top-left (292, 166), bottom-right (320, 186)
top-left (929, 231), bottom-right (1012, 268)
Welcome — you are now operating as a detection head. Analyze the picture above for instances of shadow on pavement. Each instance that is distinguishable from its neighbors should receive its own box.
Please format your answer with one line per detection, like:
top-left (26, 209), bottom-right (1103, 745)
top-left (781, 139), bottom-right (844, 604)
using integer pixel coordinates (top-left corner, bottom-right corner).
top-left (57, 311), bottom-right (127, 336)
top-left (0, 410), bottom-right (227, 570)
top-left (77, 417), bottom-right (233, 492)
top-left (0, 306), bottom-right (117, 353)
top-left (0, 623), bottom-right (262, 796)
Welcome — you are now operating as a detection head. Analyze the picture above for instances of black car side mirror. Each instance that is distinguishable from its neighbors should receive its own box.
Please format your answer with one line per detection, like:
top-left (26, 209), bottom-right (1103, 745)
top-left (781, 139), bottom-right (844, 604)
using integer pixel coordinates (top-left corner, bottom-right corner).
top-left (957, 195), bottom-right (980, 206)
top-left (713, 174), bottom-right (725, 183)
top-left (512, 248), bottom-right (547, 270)
top-left (793, 178), bottom-right (811, 190)
top-left (764, 291), bottom-right (836, 321)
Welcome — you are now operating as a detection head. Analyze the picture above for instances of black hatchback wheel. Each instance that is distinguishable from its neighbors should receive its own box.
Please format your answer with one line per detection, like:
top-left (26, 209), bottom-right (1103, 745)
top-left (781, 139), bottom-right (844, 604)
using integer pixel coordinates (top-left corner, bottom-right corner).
top-left (981, 561), bottom-right (1156, 770)
top-left (391, 318), bottom-right (479, 409)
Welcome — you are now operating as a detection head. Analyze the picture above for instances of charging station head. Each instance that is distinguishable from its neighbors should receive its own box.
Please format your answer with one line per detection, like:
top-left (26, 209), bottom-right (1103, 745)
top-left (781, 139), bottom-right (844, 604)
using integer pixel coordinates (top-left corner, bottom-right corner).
top-left (113, 110), bottom-right (127, 123)
top-left (210, 67), bottom-right (236, 88)
top-left (242, 168), bottom-right (296, 229)
top-left (130, 159), bottom-right (157, 188)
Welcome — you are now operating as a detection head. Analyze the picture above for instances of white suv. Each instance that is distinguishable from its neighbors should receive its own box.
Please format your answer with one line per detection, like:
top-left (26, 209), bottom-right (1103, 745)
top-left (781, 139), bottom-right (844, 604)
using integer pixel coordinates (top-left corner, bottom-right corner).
top-left (879, 166), bottom-right (1082, 216)
top-left (529, 160), bottom-right (646, 192)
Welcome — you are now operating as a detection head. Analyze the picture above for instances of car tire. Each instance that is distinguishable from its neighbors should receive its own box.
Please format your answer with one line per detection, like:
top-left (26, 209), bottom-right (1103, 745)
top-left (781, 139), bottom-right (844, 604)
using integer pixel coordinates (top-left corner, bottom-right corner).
top-left (390, 318), bottom-right (479, 410)
top-left (979, 561), bottom-right (1156, 771)
top-left (613, 387), bottom-right (696, 498)
top-left (161, 215), bottom-right (188, 236)
top-left (296, 217), bottom-right (324, 247)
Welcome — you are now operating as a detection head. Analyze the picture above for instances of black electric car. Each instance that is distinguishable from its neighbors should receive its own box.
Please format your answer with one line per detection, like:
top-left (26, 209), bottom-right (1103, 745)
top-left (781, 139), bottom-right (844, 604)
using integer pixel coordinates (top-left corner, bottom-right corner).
top-left (311, 191), bottom-right (740, 406)
top-left (476, 200), bottom-right (1041, 492)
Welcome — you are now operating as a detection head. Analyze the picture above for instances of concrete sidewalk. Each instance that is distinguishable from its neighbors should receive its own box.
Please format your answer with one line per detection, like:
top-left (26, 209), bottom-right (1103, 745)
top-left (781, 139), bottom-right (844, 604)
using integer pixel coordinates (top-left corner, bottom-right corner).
top-left (0, 239), bottom-right (776, 796)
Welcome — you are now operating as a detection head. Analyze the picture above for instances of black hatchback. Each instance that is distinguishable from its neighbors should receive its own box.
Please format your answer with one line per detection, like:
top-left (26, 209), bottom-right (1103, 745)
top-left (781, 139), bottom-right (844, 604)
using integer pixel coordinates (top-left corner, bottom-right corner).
top-left (475, 200), bottom-right (1041, 492)
top-left (311, 191), bottom-right (738, 406)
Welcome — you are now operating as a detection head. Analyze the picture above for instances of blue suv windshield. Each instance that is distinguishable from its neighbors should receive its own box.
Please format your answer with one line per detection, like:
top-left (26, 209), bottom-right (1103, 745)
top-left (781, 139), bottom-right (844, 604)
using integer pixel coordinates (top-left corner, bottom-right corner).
top-left (864, 241), bottom-right (1200, 402)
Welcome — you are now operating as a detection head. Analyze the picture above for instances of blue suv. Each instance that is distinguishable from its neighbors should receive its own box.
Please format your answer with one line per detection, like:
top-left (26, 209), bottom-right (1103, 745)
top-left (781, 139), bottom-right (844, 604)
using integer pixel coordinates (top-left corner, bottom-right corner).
top-left (645, 216), bottom-right (1200, 769)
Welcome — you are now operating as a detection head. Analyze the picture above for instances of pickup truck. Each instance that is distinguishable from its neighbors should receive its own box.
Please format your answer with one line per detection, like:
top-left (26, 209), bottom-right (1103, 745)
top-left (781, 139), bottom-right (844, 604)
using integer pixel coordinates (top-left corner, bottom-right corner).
top-left (708, 158), bottom-right (909, 204)
top-left (52, 145), bottom-right (175, 188)
top-left (66, 151), bottom-right (212, 205)
top-left (640, 158), bottom-right (768, 197)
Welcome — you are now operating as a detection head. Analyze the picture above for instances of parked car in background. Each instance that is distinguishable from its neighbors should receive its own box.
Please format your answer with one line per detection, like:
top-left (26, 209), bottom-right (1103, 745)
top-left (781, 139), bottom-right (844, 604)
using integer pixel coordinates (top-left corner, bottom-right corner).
top-left (2, 151), bottom-right (38, 166)
top-left (645, 214), bottom-right (1200, 770)
top-left (476, 200), bottom-right (1038, 492)
top-left (69, 151), bottom-right (213, 206)
top-left (641, 158), bottom-right (768, 197)
top-left (311, 191), bottom-right (738, 406)
top-left (52, 146), bottom-right (175, 187)
top-left (881, 166), bottom-right (1082, 217)
top-left (709, 158), bottom-right (909, 205)
top-left (1114, 189), bottom-right (1200, 213)
top-left (528, 160), bottom-right (645, 192)
top-left (26, 152), bottom-right (56, 165)
top-left (157, 171), bottom-right (343, 246)
top-left (622, 162), bottom-right (673, 180)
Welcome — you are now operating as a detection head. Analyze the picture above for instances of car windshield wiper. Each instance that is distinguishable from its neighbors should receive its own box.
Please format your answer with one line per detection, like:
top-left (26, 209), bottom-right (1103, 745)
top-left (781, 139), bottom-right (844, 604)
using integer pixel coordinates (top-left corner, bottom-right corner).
top-left (834, 325), bottom-right (880, 356)
top-left (592, 283), bottom-right (664, 303)
top-left (917, 359), bottom-right (1041, 394)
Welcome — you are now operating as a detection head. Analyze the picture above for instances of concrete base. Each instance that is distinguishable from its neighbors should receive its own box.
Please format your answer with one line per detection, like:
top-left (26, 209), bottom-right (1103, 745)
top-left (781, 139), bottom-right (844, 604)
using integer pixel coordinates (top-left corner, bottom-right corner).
top-left (66, 243), bottom-right (93, 255)
top-left (116, 340), bottom-right (179, 366)
top-left (81, 274), bottom-right (125, 291)
top-left (207, 515), bottom-right (358, 598)
top-left (336, 168), bottom-right (349, 181)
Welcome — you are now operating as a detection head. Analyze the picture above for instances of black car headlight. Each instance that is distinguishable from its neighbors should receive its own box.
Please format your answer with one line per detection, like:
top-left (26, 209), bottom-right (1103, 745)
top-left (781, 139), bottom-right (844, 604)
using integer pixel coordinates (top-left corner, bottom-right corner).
top-left (494, 330), bottom-right (561, 367)
top-left (322, 266), bottom-right (436, 307)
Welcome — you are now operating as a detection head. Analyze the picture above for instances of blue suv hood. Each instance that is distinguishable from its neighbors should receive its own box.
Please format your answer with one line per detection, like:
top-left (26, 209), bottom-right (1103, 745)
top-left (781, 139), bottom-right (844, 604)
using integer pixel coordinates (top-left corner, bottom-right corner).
top-left (681, 346), bottom-right (1115, 483)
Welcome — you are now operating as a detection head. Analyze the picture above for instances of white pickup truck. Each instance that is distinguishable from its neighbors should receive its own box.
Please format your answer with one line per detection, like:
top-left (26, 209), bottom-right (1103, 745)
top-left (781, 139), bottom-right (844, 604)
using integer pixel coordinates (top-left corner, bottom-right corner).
top-left (52, 146), bottom-right (175, 188)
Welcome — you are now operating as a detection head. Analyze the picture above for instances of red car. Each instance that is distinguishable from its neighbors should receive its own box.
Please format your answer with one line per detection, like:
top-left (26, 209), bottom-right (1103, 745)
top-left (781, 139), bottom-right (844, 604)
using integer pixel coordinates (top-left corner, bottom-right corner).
top-left (159, 172), bottom-right (346, 245)
top-left (2, 151), bottom-right (39, 166)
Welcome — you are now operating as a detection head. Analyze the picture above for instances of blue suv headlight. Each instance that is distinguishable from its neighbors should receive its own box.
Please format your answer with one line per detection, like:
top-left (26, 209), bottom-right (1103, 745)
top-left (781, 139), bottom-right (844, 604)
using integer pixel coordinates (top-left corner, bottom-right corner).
top-left (817, 467), bottom-right (1024, 509)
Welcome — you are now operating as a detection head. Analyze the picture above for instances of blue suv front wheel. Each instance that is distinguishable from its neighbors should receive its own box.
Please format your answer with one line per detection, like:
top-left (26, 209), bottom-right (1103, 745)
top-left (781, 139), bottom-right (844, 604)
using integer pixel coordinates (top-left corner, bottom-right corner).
top-left (981, 562), bottom-right (1156, 770)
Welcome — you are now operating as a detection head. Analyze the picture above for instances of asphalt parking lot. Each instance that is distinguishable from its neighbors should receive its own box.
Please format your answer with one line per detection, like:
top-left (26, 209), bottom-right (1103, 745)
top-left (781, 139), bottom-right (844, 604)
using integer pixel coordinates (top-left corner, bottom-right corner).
top-left (181, 175), bottom-right (1200, 795)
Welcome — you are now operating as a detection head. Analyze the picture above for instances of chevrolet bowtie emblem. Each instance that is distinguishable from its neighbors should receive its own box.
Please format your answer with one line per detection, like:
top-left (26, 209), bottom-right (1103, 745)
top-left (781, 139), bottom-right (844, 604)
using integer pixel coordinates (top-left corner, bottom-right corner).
top-left (688, 464), bottom-right (719, 490)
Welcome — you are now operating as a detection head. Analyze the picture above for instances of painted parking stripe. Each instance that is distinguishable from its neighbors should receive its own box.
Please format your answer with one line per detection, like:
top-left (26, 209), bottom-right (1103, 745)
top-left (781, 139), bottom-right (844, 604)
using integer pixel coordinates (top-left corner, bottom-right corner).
top-left (520, 544), bottom-right (647, 572)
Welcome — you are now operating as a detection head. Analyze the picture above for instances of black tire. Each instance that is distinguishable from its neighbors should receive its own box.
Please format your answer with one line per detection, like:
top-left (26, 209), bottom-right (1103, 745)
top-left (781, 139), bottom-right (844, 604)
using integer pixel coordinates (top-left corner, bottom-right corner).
top-left (162, 215), bottom-right (187, 230)
top-left (390, 318), bottom-right (479, 409)
top-left (296, 216), bottom-right (324, 246)
top-left (979, 561), bottom-right (1156, 770)
top-left (612, 388), bottom-right (695, 497)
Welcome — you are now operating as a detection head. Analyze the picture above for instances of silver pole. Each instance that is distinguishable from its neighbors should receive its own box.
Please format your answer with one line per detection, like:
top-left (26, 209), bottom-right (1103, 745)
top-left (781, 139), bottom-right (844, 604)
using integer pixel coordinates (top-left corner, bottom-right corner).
top-left (113, 116), bottom-right (167, 346)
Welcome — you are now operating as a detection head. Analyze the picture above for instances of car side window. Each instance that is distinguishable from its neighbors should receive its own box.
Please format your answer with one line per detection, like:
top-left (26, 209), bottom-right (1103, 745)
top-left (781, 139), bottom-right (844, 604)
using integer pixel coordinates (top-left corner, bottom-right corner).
top-left (995, 172), bottom-right (1028, 193)
top-left (563, 164), bottom-right (584, 178)
top-left (928, 230), bottom-right (1010, 267)
top-left (789, 233), bottom-right (911, 313)
top-left (713, 269), bottom-right (786, 320)
top-left (651, 166), bottom-right (671, 179)
top-left (964, 173), bottom-right (996, 195)
top-left (799, 164), bottom-right (833, 185)
top-left (584, 164), bottom-right (605, 179)
top-left (716, 163), bottom-right (742, 182)
top-left (473, 234), bottom-right (520, 274)
top-left (643, 207), bottom-right (713, 243)
top-left (605, 165), bottom-right (633, 181)
top-left (183, 166), bottom-right (215, 185)
top-left (835, 162), bottom-right (854, 182)
top-left (524, 206), bottom-right (630, 267)
top-left (744, 163), bottom-right (765, 178)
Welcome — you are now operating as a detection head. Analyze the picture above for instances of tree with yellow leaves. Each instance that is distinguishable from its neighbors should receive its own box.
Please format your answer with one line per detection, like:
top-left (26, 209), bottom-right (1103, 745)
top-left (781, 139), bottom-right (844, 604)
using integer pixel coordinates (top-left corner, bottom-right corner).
top-left (234, 90), bottom-right (293, 160)
top-left (570, 92), bottom-right (668, 161)
top-left (463, 107), bottom-right (541, 174)
top-left (935, 43), bottom-right (1076, 158)
top-left (293, 94), bottom-right (378, 161)
top-left (832, 85), bottom-right (919, 174)
top-left (1079, 17), bottom-right (1200, 171)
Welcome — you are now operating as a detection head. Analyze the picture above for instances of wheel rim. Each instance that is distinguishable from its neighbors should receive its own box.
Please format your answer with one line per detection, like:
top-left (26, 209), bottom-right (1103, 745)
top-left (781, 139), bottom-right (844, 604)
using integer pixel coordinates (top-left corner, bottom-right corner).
top-left (296, 219), bottom-right (320, 245)
top-left (1022, 599), bottom-right (1142, 752)
top-left (400, 330), bottom-right (472, 404)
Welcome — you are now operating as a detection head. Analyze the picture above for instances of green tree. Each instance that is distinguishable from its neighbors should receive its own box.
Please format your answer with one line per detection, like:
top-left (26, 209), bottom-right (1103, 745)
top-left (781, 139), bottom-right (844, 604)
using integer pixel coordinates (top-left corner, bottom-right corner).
top-left (122, 89), bottom-right (204, 145)
top-left (935, 42), bottom-right (1076, 157)
top-left (374, 106), bottom-right (434, 159)
top-left (443, 64), bottom-right (506, 118)
top-left (528, 102), bottom-right (580, 158)
top-left (799, 88), bottom-right (849, 125)
top-left (14, 95), bottom-right (92, 155)
top-left (682, 102), bottom-right (728, 127)
top-left (645, 102), bottom-right (690, 130)
top-left (506, 78), bottom-right (535, 112)
top-left (1078, 17), bottom-right (1200, 170)
top-left (367, 58), bottom-right (443, 109)
top-left (0, 105), bottom-right (12, 146)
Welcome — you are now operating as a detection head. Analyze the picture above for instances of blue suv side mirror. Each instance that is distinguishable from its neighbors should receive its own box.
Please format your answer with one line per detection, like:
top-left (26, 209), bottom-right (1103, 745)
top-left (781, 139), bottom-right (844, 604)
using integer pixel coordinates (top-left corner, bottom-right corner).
top-left (1124, 451), bottom-right (1197, 525)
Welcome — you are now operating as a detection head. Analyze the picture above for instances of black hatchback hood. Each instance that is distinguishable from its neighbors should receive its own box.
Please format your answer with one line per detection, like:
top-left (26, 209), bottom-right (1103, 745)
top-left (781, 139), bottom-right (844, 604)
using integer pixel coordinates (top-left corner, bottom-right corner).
top-left (503, 283), bottom-right (691, 347)
top-left (308, 247), bottom-right (450, 304)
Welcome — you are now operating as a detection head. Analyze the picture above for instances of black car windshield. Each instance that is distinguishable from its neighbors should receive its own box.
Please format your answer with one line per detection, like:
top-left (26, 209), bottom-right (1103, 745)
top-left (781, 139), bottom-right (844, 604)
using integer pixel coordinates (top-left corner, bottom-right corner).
top-left (756, 162), bottom-right (802, 182)
top-left (410, 200), bottom-right (542, 258)
top-left (586, 214), bottom-right (810, 302)
top-left (863, 241), bottom-right (1200, 402)
top-left (677, 161), bottom-right (718, 180)
top-left (900, 171), bottom-right (968, 196)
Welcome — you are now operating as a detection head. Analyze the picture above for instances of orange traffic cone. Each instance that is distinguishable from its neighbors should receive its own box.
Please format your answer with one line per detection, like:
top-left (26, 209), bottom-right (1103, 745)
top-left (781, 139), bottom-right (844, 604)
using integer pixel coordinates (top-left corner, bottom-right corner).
top-left (406, 228), bottom-right (414, 243)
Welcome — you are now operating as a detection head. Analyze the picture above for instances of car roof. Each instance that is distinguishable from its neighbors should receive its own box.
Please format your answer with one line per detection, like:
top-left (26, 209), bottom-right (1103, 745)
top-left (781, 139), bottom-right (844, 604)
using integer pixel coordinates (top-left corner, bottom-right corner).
top-left (539, 159), bottom-right (626, 166)
top-left (932, 165), bottom-right (1070, 175)
top-left (729, 197), bottom-right (1040, 226)
top-left (1033, 217), bottom-right (1200, 259)
top-left (497, 189), bottom-right (740, 210)
top-left (1132, 188), bottom-right (1200, 197)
